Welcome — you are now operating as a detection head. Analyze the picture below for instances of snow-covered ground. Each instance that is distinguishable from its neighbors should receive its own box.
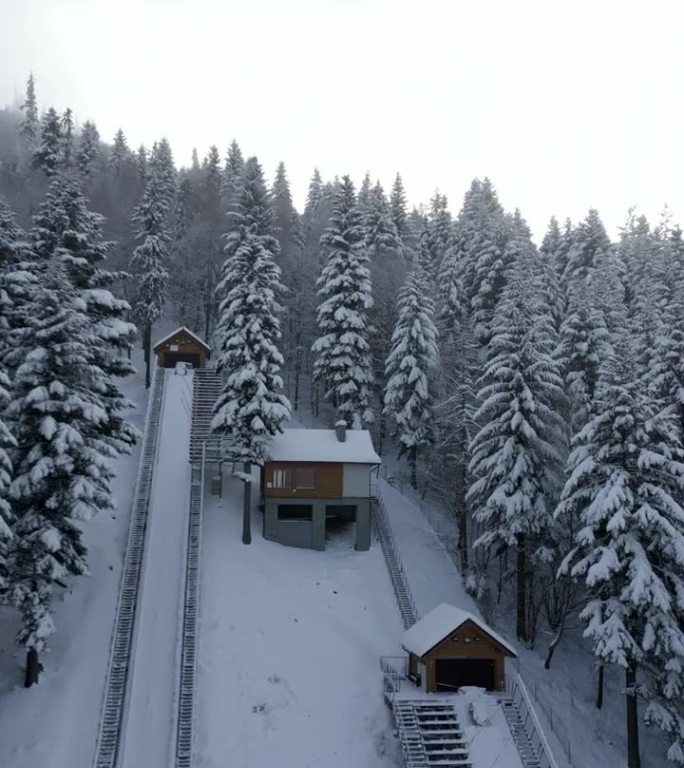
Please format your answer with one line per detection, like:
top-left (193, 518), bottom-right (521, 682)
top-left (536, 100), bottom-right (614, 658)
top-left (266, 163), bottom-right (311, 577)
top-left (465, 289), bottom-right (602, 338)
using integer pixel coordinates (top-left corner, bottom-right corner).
top-left (119, 370), bottom-right (193, 767)
top-left (195, 470), bottom-right (404, 768)
top-left (0, 360), bottom-right (148, 768)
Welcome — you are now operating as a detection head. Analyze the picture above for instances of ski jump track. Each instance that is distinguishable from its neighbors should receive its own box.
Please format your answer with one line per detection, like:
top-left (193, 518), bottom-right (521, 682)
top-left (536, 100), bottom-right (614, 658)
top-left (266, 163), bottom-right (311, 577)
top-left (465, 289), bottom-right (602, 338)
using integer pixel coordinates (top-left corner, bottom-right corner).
top-left (93, 366), bottom-right (203, 768)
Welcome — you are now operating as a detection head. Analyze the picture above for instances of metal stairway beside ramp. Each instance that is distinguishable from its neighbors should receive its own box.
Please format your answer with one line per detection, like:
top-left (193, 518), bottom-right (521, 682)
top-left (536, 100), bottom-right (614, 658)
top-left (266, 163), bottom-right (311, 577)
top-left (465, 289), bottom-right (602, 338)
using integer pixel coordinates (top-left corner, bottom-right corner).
top-left (189, 368), bottom-right (223, 463)
top-left (499, 674), bottom-right (560, 768)
top-left (393, 701), bottom-right (472, 768)
top-left (372, 489), bottom-right (417, 629)
top-left (500, 701), bottom-right (541, 768)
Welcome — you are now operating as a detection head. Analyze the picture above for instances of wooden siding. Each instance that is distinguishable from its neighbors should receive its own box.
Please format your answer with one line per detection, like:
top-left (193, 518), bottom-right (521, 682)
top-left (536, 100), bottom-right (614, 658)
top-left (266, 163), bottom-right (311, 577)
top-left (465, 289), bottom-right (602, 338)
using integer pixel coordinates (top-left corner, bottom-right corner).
top-left (263, 461), bottom-right (343, 499)
top-left (155, 329), bottom-right (209, 368)
top-left (416, 620), bottom-right (508, 693)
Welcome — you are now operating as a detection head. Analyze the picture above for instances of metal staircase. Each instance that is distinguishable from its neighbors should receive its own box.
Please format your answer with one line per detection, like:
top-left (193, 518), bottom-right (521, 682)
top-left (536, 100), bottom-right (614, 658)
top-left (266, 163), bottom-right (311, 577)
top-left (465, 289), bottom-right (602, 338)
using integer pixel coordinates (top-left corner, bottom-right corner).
top-left (189, 368), bottom-right (240, 464)
top-left (500, 674), bottom-right (559, 768)
top-left (393, 701), bottom-right (471, 768)
top-left (189, 369), bottom-right (223, 463)
top-left (93, 366), bottom-right (166, 768)
top-left (372, 489), bottom-right (417, 629)
top-left (501, 701), bottom-right (541, 768)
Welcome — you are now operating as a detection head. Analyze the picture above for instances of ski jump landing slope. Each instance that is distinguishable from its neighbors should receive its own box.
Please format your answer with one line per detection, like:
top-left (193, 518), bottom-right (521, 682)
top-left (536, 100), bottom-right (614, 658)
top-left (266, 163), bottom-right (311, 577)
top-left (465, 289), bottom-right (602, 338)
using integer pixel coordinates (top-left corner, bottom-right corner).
top-left (120, 371), bottom-right (193, 767)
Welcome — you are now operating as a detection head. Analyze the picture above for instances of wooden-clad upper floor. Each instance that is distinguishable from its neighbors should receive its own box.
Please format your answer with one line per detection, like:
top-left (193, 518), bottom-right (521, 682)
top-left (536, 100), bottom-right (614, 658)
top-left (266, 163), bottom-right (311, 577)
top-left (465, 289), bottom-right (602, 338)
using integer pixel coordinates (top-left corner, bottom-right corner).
top-left (263, 461), bottom-right (343, 499)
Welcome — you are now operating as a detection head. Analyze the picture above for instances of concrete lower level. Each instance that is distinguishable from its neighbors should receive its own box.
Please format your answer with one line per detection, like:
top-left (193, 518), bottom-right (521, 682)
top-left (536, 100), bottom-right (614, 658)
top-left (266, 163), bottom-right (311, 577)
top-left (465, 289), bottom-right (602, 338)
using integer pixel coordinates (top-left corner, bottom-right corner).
top-left (263, 497), bottom-right (371, 551)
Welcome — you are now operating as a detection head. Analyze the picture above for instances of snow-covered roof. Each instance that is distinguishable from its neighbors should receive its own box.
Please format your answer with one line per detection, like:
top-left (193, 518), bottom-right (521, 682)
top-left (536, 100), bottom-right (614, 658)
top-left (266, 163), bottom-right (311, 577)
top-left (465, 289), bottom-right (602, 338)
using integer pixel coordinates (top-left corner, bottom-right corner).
top-left (401, 603), bottom-right (517, 658)
top-left (153, 326), bottom-right (211, 352)
top-left (268, 428), bottom-right (381, 464)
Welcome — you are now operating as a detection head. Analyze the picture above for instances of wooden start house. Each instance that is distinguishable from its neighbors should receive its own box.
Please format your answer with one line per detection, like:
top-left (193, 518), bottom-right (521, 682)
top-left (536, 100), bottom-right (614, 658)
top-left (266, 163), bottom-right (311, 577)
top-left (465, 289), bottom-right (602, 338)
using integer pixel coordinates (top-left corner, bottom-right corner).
top-left (261, 422), bottom-right (381, 551)
top-left (153, 326), bottom-right (211, 369)
top-left (402, 604), bottom-right (517, 693)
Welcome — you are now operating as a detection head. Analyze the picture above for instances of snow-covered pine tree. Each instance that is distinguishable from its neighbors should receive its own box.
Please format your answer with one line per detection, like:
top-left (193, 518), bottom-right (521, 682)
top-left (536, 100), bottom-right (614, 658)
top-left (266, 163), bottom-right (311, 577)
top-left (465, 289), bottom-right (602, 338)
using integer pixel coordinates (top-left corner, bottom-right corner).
top-left (558, 285), bottom-right (610, 435)
top-left (110, 128), bottom-right (132, 176)
top-left (149, 138), bottom-right (177, 208)
top-left (20, 73), bottom-right (39, 143)
top-left (222, 139), bottom-right (245, 209)
top-left (76, 121), bottom-right (100, 176)
top-left (651, 279), bottom-right (684, 444)
top-left (33, 108), bottom-right (62, 177)
top-left (426, 191), bottom-right (452, 266)
top-left (8, 255), bottom-right (106, 685)
top-left (587, 245), bottom-right (629, 343)
top-left (0, 197), bottom-right (24, 594)
top-left (384, 263), bottom-right (439, 488)
top-left (31, 173), bottom-right (138, 449)
top-left (304, 167), bottom-right (324, 221)
top-left (562, 208), bottom-right (612, 287)
top-left (456, 178), bottom-right (509, 344)
top-left (364, 181), bottom-right (404, 444)
top-left (556, 337), bottom-right (684, 768)
top-left (432, 239), bottom-right (478, 570)
top-left (194, 145), bottom-right (225, 338)
top-left (467, 260), bottom-right (565, 643)
top-left (130, 172), bottom-right (170, 388)
top-left (211, 156), bottom-right (291, 522)
top-left (271, 161), bottom-right (301, 264)
top-left (7, 174), bottom-right (137, 682)
top-left (312, 175), bottom-right (374, 428)
top-left (390, 172), bottom-right (409, 249)
top-left (203, 144), bottom-right (222, 187)
top-left (135, 144), bottom-right (148, 188)
top-left (357, 172), bottom-right (372, 214)
top-left (169, 177), bottom-right (200, 327)
top-left (436, 242), bottom-right (467, 361)
top-left (60, 108), bottom-right (74, 168)
top-left (302, 167), bottom-right (331, 262)
top-left (364, 182), bottom-right (399, 258)
top-left (540, 216), bottom-right (561, 262)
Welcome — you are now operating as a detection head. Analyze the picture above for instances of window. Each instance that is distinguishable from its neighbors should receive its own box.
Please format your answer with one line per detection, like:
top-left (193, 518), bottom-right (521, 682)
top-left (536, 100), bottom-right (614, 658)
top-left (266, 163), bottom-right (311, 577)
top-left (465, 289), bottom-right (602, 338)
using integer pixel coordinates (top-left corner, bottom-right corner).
top-left (277, 504), bottom-right (313, 521)
top-left (296, 468), bottom-right (316, 489)
top-left (272, 468), bottom-right (291, 489)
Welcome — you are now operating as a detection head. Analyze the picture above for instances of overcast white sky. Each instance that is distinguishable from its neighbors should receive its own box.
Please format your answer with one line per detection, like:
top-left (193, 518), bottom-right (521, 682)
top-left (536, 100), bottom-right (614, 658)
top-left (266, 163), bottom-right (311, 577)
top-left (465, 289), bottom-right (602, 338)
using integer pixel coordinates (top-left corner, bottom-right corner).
top-left (1, 0), bottom-right (683, 240)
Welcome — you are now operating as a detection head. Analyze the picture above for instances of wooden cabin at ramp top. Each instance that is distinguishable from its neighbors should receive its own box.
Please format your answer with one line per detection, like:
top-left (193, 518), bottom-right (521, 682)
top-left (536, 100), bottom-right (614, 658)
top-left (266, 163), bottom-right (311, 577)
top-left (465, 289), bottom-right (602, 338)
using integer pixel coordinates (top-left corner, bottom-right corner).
top-left (153, 326), bottom-right (211, 369)
top-left (261, 422), bottom-right (381, 552)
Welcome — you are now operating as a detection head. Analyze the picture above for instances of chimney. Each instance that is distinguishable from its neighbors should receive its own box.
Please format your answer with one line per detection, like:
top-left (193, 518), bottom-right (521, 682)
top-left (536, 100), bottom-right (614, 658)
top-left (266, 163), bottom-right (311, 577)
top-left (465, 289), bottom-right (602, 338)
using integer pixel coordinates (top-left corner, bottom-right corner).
top-left (335, 420), bottom-right (347, 443)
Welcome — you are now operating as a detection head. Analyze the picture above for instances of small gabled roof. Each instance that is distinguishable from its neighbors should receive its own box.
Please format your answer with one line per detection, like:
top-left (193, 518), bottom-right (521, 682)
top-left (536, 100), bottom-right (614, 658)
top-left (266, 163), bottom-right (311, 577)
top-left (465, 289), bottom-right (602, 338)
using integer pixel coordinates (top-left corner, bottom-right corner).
top-left (268, 428), bottom-right (381, 465)
top-left (401, 603), bottom-right (517, 658)
top-left (153, 326), bottom-right (211, 353)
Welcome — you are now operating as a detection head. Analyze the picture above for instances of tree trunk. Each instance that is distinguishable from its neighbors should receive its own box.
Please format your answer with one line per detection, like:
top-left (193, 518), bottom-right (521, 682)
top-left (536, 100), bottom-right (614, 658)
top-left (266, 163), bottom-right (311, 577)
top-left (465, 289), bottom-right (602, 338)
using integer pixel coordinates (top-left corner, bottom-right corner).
top-left (410, 448), bottom-right (417, 489)
top-left (516, 533), bottom-right (527, 643)
top-left (144, 322), bottom-right (152, 389)
top-left (544, 616), bottom-right (566, 670)
top-left (596, 663), bottom-right (604, 709)
top-left (293, 333), bottom-right (301, 412)
top-left (242, 462), bottom-right (252, 545)
top-left (455, 459), bottom-right (468, 571)
top-left (204, 267), bottom-right (213, 341)
top-left (626, 665), bottom-right (641, 768)
top-left (24, 647), bottom-right (41, 687)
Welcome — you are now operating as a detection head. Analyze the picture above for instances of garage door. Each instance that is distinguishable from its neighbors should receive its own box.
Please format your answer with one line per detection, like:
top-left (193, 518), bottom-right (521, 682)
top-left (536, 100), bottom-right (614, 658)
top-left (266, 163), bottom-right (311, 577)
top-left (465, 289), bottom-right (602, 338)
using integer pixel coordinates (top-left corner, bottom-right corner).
top-left (435, 659), bottom-right (496, 692)
top-left (163, 352), bottom-right (201, 368)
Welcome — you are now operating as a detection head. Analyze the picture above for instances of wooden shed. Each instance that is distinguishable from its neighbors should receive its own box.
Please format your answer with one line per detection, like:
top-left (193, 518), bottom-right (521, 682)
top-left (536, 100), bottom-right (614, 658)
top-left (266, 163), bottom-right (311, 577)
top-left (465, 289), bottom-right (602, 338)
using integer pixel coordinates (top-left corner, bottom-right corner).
top-left (402, 603), bottom-right (517, 693)
top-left (153, 327), bottom-right (211, 369)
